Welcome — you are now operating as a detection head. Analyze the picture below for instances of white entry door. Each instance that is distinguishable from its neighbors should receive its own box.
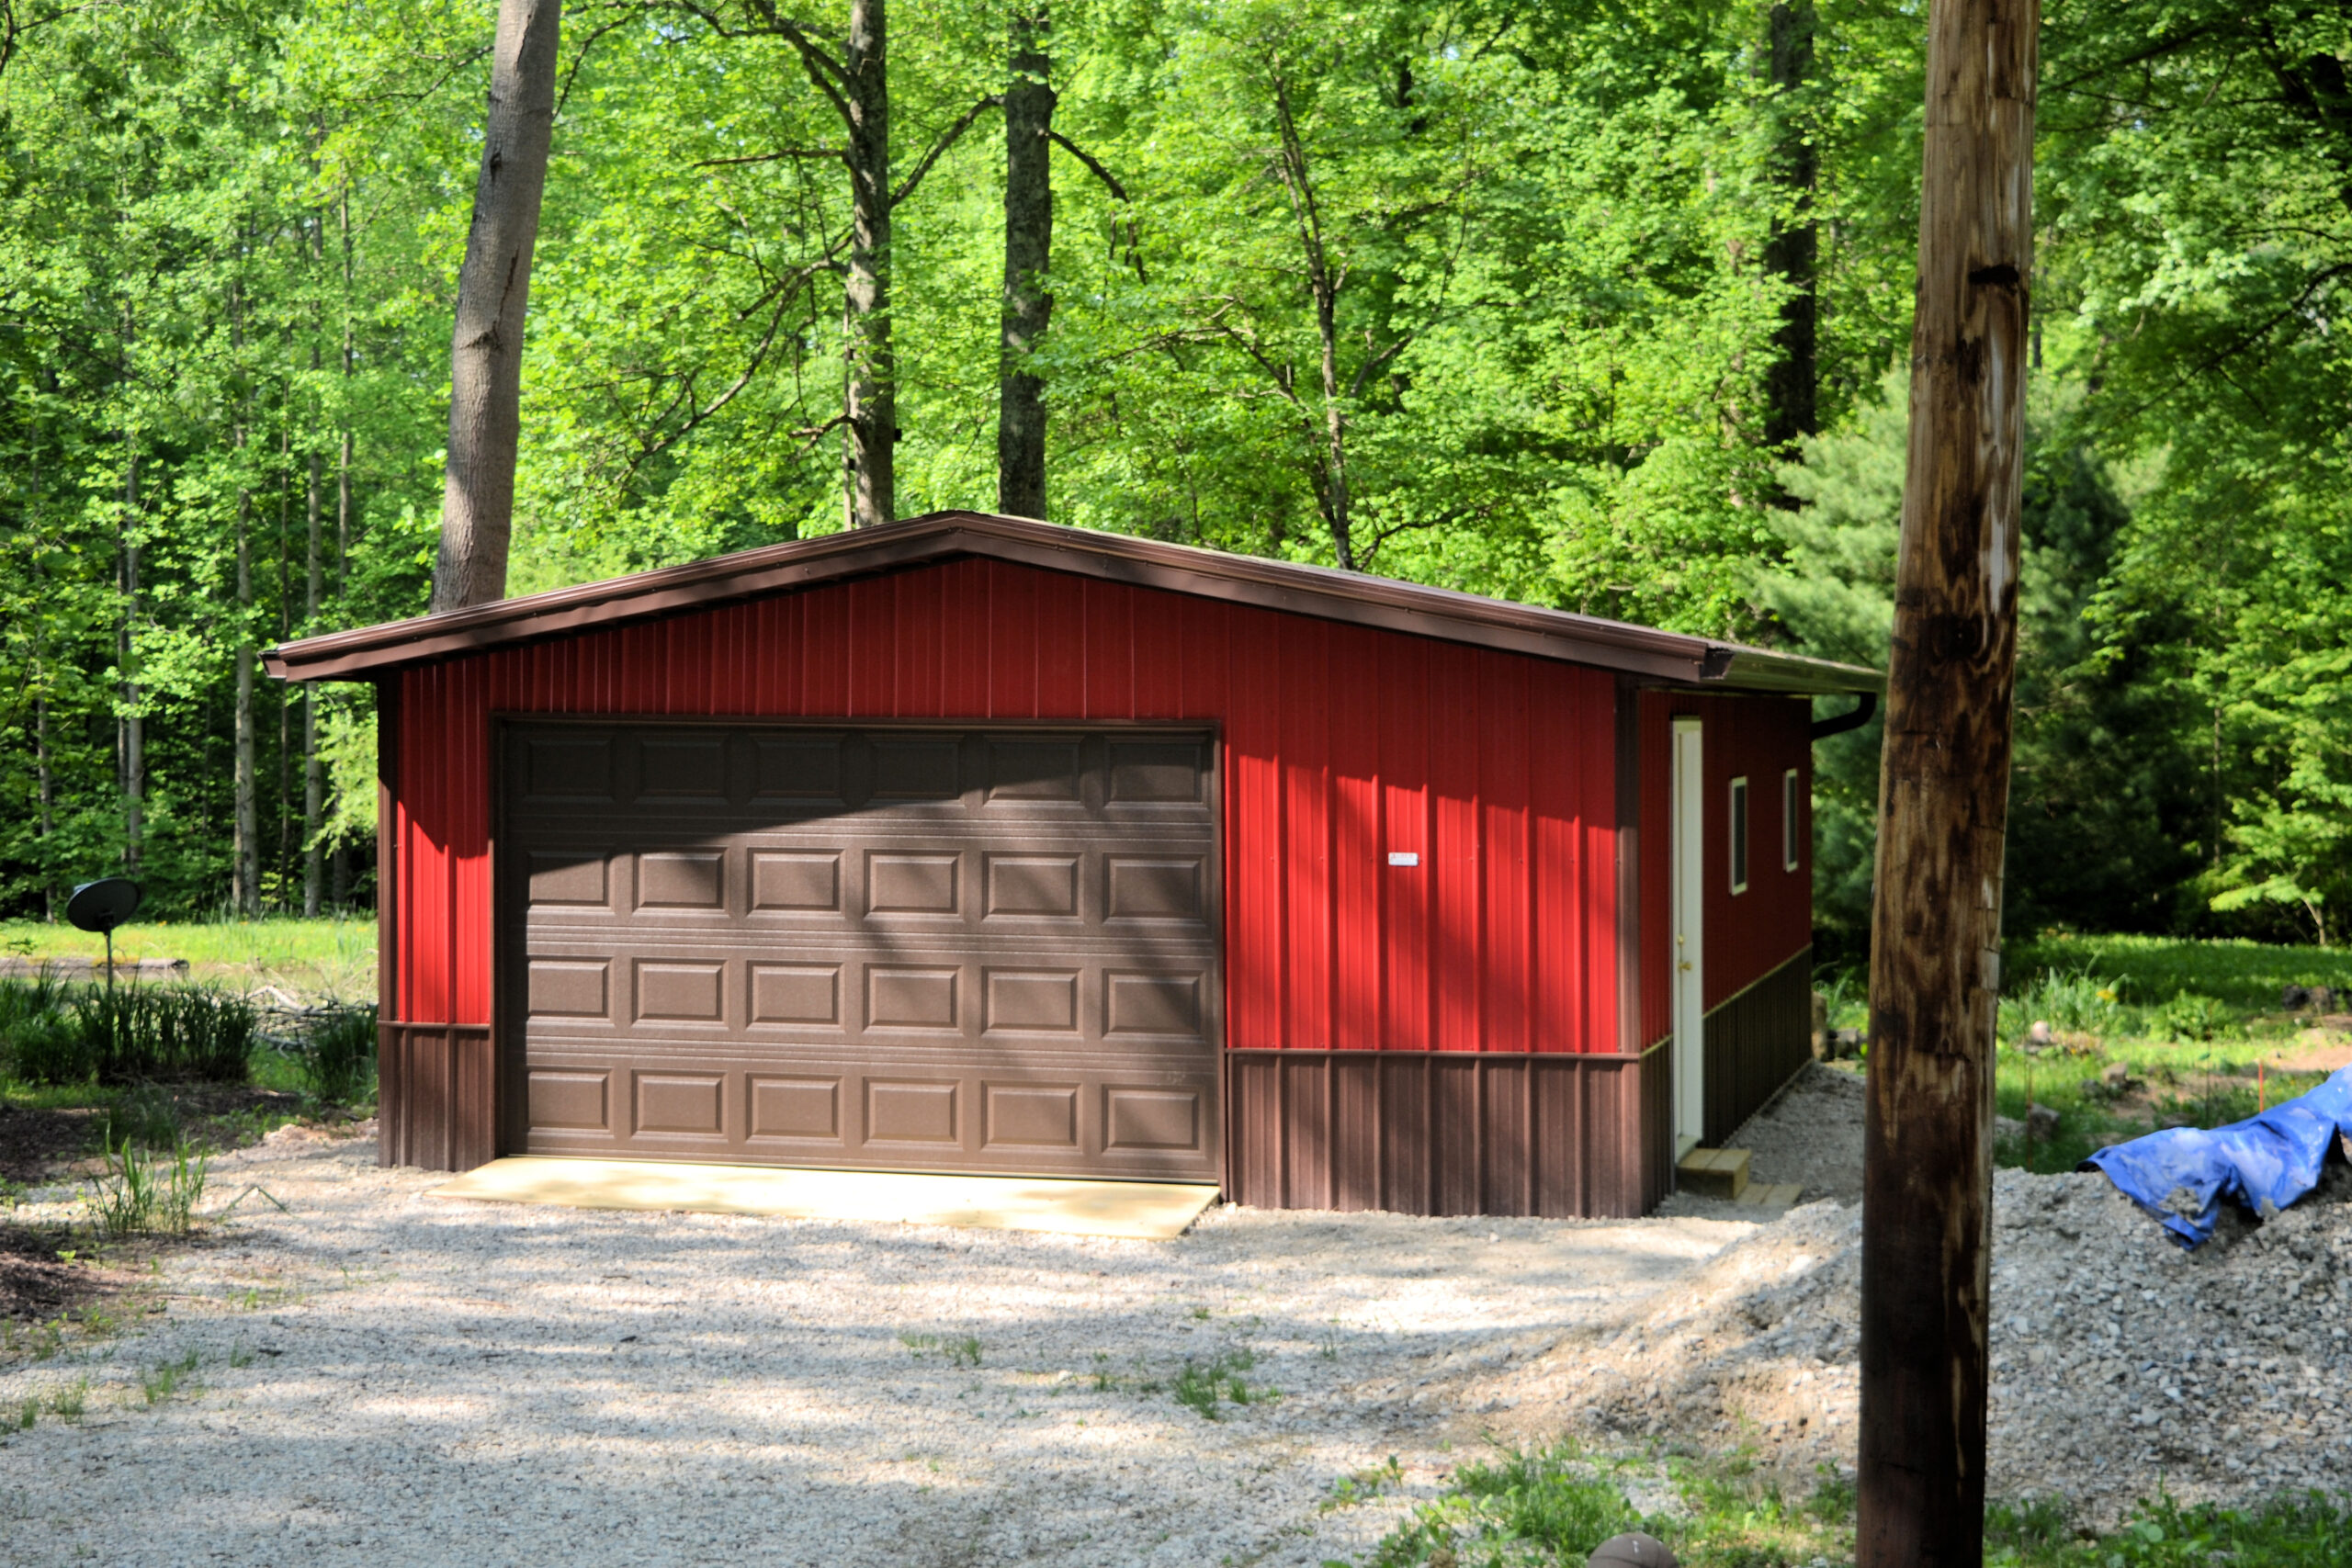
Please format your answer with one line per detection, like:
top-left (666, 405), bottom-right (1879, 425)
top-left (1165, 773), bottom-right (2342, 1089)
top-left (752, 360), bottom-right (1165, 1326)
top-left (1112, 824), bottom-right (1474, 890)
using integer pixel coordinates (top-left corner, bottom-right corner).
top-left (1670, 717), bottom-right (1706, 1155)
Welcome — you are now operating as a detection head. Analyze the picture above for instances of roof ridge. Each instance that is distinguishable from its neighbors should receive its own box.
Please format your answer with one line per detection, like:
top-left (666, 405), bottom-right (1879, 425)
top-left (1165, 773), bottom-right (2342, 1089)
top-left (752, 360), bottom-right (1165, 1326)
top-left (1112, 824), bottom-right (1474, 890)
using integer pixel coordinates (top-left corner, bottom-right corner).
top-left (265, 510), bottom-right (1881, 695)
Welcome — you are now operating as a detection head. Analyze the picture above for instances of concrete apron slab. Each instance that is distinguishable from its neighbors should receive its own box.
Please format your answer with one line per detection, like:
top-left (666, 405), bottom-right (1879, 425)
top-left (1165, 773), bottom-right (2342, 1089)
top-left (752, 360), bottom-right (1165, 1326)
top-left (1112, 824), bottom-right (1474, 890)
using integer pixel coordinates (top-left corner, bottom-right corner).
top-left (426, 1156), bottom-right (1221, 1240)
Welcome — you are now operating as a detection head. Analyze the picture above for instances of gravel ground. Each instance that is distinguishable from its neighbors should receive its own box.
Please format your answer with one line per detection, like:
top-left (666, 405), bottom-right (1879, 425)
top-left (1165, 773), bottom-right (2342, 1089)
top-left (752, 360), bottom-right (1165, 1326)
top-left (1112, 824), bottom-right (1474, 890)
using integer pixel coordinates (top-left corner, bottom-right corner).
top-left (0, 1134), bottom-right (1754, 1568)
top-left (1654, 1063), bottom-right (1866, 1220)
top-left (1457, 1160), bottom-right (2352, 1528)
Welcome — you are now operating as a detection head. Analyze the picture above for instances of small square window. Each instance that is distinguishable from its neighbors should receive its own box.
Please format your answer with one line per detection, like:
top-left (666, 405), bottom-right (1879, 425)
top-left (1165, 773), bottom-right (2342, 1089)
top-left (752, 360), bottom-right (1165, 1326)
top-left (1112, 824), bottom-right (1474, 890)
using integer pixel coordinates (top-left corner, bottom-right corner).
top-left (1729, 776), bottom-right (1749, 895)
top-left (1783, 769), bottom-right (1803, 873)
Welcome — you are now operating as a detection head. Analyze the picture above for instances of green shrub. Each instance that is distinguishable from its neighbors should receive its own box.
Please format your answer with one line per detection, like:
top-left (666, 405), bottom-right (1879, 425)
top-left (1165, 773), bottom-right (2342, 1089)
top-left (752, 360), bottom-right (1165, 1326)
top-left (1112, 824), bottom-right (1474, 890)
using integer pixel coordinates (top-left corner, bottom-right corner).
top-left (0, 967), bottom-right (88, 1081)
top-left (9, 1005), bottom-right (94, 1083)
top-left (297, 1004), bottom-right (377, 1103)
top-left (76, 984), bottom-right (257, 1085)
top-left (1997, 964), bottom-right (2126, 1039)
top-left (2155, 989), bottom-right (2233, 1043)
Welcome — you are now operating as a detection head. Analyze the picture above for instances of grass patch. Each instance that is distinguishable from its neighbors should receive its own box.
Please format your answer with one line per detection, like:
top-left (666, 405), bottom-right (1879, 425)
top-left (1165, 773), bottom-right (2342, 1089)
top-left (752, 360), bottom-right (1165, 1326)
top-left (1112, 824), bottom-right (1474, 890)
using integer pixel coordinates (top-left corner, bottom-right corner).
top-left (86, 1133), bottom-right (209, 1237)
top-left (2008, 933), bottom-right (2352, 1018)
top-left (0, 916), bottom-right (376, 1002)
top-left (1173, 1348), bottom-right (1276, 1420)
top-left (1822, 935), bottom-right (2352, 1173)
top-left (1987, 1490), bottom-right (2352, 1566)
top-left (899, 1332), bottom-right (984, 1369)
top-left (1322, 1457), bottom-right (1405, 1514)
top-left (1358, 1442), bottom-right (1654, 1566)
top-left (1350, 1450), bottom-right (2352, 1568)
top-left (140, 1348), bottom-right (199, 1405)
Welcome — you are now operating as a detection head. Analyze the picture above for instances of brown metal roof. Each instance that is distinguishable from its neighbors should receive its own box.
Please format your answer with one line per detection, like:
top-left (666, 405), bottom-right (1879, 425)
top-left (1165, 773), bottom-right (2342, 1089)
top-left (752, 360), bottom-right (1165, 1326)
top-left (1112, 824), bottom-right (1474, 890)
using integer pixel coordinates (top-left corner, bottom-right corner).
top-left (263, 510), bottom-right (1883, 694)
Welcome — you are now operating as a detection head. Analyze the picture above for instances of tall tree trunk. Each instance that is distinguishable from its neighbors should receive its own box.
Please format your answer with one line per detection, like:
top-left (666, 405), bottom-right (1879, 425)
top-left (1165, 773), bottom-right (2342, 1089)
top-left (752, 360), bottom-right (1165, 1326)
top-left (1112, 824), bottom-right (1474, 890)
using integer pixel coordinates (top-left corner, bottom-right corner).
top-left (1763, 0), bottom-right (1819, 457)
top-left (996, 1), bottom-right (1053, 520)
top-left (232, 279), bottom-right (260, 918)
top-left (842, 0), bottom-right (894, 529)
top-left (120, 442), bottom-right (142, 874)
top-left (278, 429), bottom-right (295, 896)
top-left (335, 192), bottom-right (356, 910)
top-left (305, 218), bottom-right (326, 919)
top-left (234, 481), bottom-right (258, 918)
top-left (1269, 71), bottom-right (1354, 570)
top-left (34, 691), bottom-right (51, 919)
top-left (29, 411), bottom-right (52, 920)
top-left (431, 0), bottom-right (561, 611)
top-left (1855, 0), bottom-right (2038, 1560)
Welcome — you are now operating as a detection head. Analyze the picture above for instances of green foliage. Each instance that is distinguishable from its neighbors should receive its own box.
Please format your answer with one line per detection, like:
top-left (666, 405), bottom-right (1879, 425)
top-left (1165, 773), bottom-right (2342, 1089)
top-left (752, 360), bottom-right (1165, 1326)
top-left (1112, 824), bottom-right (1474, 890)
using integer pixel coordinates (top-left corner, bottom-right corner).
top-left (1364, 1445), bottom-right (1648, 1567)
top-left (1996, 964), bottom-right (2126, 1040)
top-left (296, 1004), bottom-right (377, 1103)
top-left (1986, 1491), bottom-right (2352, 1567)
top-left (79, 986), bottom-right (259, 1086)
top-left (2011, 933), bottom-right (2352, 1019)
top-left (1758, 371), bottom-right (2204, 954)
top-left (87, 1131), bottom-right (209, 1237)
top-left (0, 0), bottom-right (2340, 949)
top-left (0, 978), bottom-right (257, 1086)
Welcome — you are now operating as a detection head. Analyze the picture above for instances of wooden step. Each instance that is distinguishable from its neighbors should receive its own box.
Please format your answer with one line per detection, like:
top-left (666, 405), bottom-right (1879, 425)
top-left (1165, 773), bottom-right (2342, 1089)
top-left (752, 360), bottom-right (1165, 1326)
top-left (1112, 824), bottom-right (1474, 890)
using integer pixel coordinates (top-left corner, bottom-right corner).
top-left (1677, 1146), bottom-right (1750, 1200)
top-left (1735, 1180), bottom-right (1804, 1211)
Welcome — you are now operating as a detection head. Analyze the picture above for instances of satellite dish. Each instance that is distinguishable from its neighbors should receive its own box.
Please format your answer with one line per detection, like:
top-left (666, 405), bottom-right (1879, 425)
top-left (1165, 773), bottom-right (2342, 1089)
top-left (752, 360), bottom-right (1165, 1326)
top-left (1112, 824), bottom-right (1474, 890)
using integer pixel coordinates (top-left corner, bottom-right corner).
top-left (66, 877), bottom-right (141, 935)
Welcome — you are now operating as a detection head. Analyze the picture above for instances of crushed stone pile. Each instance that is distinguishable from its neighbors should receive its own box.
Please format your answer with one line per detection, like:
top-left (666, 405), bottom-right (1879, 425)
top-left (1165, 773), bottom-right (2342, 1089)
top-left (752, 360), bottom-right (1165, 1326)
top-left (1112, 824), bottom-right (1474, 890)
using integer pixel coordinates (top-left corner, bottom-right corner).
top-left (1457, 1161), bottom-right (2352, 1526)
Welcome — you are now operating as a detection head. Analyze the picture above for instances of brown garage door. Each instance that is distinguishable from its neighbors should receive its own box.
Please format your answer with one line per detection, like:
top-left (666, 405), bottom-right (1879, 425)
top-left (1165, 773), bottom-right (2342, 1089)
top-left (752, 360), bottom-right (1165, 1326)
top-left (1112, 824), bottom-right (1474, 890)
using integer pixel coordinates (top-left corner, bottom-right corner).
top-left (497, 723), bottom-right (1222, 1182)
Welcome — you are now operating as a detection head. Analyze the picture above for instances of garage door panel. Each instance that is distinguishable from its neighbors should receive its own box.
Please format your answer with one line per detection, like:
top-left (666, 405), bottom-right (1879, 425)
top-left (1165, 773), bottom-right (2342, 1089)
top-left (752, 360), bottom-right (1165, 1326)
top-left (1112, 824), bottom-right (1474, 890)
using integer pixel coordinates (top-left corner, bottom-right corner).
top-left (750, 963), bottom-right (842, 1026)
top-left (522, 734), bottom-right (616, 803)
top-left (637, 736), bottom-right (729, 801)
top-left (870, 739), bottom-right (961, 799)
top-left (527, 959), bottom-right (611, 1020)
top-left (636, 851), bottom-right (726, 910)
top-left (528, 1069), bottom-right (611, 1130)
top-left (634, 959), bottom-right (727, 1023)
top-left (748, 1075), bottom-right (842, 1141)
top-left (1104, 971), bottom-right (1205, 1038)
top-left (1105, 856), bottom-right (1206, 922)
top-left (983, 854), bottom-right (1080, 918)
top-left (527, 852), bottom-right (610, 908)
top-left (752, 851), bottom-right (842, 911)
top-left (635, 1072), bottom-right (725, 1134)
top-left (865, 852), bottom-right (961, 915)
top-left (752, 735), bottom-right (847, 800)
top-left (983, 968), bottom-right (1080, 1033)
top-left (866, 1079), bottom-right (960, 1144)
top-left (1107, 740), bottom-right (1209, 804)
top-left (865, 965), bottom-right (961, 1031)
top-left (1105, 1087), bottom-right (1204, 1152)
top-left (507, 722), bottom-right (1218, 1179)
top-left (985, 738), bottom-right (1082, 801)
top-left (986, 1083), bottom-right (1080, 1147)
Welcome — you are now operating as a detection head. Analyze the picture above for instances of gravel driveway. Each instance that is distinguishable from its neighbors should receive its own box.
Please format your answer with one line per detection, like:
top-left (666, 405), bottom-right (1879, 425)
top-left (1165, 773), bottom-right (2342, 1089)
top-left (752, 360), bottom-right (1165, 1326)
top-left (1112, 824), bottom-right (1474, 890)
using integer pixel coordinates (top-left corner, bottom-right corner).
top-left (0, 1135), bottom-right (1753, 1567)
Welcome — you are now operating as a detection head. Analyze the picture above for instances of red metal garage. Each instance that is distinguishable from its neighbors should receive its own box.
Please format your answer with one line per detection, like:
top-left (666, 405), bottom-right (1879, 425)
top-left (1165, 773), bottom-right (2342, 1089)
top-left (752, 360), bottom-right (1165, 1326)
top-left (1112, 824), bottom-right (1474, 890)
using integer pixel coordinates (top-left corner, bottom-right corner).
top-left (266, 512), bottom-right (1878, 1217)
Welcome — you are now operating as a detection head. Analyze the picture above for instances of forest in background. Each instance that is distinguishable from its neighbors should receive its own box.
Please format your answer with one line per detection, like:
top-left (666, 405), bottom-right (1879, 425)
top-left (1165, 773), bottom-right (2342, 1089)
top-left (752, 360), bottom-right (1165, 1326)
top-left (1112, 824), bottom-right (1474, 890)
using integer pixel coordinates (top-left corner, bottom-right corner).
top-left (0, 0), bottom-right (2345, 961)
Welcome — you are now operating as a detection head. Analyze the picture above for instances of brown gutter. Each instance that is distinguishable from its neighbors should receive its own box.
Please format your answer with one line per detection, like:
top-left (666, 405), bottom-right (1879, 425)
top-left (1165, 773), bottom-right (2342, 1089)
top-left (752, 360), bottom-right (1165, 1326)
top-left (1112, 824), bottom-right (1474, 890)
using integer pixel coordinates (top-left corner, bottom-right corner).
top-left (266, 510), bottom-right (1883, 695)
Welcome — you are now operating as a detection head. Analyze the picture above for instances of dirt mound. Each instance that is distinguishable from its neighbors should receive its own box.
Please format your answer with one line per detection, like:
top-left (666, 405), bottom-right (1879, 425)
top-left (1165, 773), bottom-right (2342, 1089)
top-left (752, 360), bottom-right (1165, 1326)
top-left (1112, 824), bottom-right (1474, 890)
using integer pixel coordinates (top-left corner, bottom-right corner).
top-left (1450, 1162), bottom-right (2352, 1526)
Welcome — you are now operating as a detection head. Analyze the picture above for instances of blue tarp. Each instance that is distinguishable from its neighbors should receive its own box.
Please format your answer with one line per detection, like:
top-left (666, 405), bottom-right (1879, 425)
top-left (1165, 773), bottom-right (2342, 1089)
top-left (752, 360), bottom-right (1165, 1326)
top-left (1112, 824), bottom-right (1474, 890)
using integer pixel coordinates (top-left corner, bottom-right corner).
top-left (2083, 1065), bottom-right (2352, 1247)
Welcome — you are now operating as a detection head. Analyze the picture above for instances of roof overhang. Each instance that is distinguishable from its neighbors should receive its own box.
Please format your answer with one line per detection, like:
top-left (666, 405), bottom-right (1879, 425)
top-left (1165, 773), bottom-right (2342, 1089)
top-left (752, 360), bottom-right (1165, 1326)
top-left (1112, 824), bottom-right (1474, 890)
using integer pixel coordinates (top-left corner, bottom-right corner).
top-left (264, 510), bottom-right (1883, 696)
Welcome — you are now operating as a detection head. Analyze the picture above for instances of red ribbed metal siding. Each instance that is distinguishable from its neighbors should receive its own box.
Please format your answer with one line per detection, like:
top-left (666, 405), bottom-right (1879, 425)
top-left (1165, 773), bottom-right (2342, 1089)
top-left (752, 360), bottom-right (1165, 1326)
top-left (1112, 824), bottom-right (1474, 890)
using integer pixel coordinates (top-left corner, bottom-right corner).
top-left (1635, 689), bottom-right (1814, 1048)
top-left (387, 557), bottom-right (1623, 1056)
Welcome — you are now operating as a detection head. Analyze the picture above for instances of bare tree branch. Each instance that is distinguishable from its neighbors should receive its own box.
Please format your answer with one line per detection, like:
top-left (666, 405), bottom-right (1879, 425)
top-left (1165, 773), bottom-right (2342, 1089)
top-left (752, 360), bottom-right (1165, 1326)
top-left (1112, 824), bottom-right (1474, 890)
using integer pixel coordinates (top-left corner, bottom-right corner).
top-left (695, 147), bottom-right (847, 168)
top-left (891, 95), bottom-right (1001, 208)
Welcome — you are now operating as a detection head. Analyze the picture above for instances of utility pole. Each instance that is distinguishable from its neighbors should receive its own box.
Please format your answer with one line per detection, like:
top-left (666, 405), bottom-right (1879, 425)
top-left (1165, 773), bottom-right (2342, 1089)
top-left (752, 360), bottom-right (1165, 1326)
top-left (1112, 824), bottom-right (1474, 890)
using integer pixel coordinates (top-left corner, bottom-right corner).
top-left (1857, 0), bottom-right (2038, 1562)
